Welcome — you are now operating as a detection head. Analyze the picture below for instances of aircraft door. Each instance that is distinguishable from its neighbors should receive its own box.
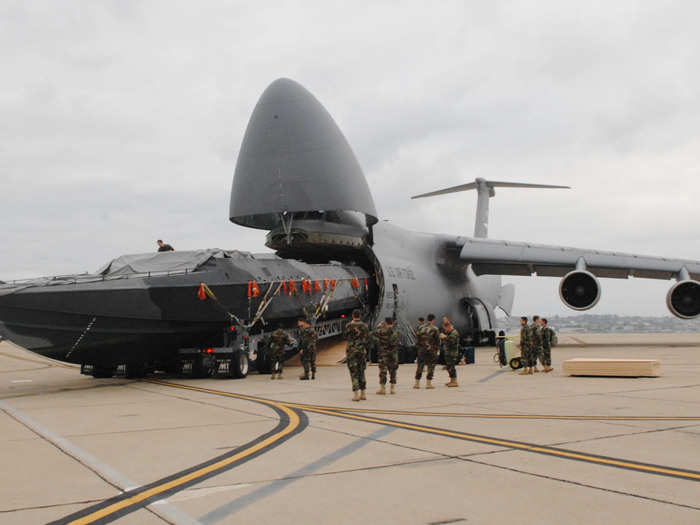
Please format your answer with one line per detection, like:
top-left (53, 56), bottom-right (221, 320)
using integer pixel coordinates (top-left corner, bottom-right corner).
top-left (460, 297), bottom-right (493, 345)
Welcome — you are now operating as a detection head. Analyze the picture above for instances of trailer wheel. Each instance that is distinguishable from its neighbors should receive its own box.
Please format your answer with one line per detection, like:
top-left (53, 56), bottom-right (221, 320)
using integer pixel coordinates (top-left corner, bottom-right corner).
top-left (192, 356), bottom-right (215, 378)
top-left (255, 344), bottom-right (273, 374)
top-left (509, 357), bottom-right (522, 370)
top-left (164, 360), bottom-right (181, 376)
top-left (229, 351), bottom-right (249, 379)
top-left (92, 365), bottom-right (116, 378)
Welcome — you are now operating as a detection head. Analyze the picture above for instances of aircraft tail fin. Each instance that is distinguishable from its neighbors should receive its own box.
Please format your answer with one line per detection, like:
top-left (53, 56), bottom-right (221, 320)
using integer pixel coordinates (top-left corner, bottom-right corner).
top-left (410, 178), bottom-right (570, 238)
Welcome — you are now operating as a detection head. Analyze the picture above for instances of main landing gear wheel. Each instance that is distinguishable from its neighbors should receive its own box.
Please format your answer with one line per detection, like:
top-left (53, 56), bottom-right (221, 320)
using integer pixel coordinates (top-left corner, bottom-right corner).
top-left (509, 357), bottom-right (523, 370)
top-left (228, 351), bottom-right (249, 379)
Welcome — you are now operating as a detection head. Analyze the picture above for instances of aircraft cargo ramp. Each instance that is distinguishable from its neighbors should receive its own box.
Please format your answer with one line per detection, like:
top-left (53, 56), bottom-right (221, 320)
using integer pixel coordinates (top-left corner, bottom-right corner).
top-left (286, 336), bottom-right (347, 367)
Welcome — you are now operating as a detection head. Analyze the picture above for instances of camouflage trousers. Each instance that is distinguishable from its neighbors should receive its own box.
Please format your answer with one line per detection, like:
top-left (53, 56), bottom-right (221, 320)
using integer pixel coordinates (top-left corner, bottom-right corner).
top-left (301, 349), bottom-right (317, 377)
top-left (519, 345), bottom-right (529, 367)
top-left (270, 345), bottom-right (285, 373)
top-left (346, 352), bottom-right (367, 391)
top-left (415, 348), bottom-right (437, 380)
top-left (531, 346), bottom-right (543, 368)
top-left (445, 350), bottom-right (458, 379)
top-left (539, 346), bottom-right (551, 367)
top-left (378, 351), bottom-right (399, 385)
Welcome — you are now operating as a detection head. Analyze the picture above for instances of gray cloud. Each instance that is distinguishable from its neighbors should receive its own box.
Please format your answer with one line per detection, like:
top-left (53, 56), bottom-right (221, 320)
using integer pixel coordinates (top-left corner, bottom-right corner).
top-left (2, 1), bottom-right (700, 317)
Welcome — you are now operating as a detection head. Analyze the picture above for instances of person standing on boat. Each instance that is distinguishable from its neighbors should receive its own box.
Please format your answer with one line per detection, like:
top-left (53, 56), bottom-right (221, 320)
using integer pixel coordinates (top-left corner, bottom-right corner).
top-left (157, 240), bottom-right (174, 252)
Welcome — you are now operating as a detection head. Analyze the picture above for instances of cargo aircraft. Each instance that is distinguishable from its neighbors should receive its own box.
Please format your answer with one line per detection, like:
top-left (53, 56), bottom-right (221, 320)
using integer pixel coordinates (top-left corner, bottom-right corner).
top-left (1, 78), bottom-right (698, 377)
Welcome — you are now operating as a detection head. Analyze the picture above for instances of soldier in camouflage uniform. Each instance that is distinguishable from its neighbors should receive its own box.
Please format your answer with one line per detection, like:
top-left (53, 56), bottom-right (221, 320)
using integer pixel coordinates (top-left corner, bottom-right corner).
top-left (414, 313), bottom-right (440, 389)
top-left (297, 319), bottom-right (318, 380)
top-left (374, 317), bottom-right (400, 395)
top-left (344, 309), bottom-right (369, 401)
top-left (518, 316), bottom-right (531, 375)
top-left (440, 318), bottom-right (460, 387)
top-left (415, 317), bottom-right (424, 335)
top-left (530, 315), bottom-right (543, 373)
top-left (269, 327), bottom-right (290, 380)
top-left (540, 318), bottom-right (554, 373)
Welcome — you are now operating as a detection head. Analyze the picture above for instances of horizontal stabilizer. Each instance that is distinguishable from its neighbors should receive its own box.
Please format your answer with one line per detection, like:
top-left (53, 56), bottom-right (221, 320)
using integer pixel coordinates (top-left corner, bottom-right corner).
top-left (411, 178), bottom-right (570, 238)
top-left (411, 179), bottom-right (570, 199)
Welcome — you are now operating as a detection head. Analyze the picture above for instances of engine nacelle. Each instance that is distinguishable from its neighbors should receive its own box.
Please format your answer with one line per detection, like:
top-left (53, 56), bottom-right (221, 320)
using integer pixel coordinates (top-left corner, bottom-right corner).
top-left (666, 280), bottom-right (700, 319)
top-left (559, 270), bottom-right (601, 311)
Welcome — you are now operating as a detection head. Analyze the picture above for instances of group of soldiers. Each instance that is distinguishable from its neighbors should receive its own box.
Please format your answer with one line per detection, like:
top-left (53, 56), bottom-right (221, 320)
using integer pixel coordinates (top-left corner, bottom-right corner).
top-left (345, 310), bottom-right (461, 402)
top-left (266, 309), bottom-right (464, 402)
top-left (518, 315), bottom-right (554, 374)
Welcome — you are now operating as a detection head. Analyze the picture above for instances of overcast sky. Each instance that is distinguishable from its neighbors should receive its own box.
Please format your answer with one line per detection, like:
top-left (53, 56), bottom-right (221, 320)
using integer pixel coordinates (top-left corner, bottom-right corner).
top-left (2, 1), bottom-right (699, 317)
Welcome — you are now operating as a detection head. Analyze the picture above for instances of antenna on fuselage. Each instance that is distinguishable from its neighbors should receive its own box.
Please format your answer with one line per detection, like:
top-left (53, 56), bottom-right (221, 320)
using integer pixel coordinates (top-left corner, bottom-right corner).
top-left (411, 178), bottom-right (570, 238)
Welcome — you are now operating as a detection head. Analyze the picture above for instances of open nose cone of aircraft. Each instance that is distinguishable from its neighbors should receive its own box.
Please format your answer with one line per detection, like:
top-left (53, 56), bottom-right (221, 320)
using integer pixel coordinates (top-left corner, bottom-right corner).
top-left (229, 77), bottom-right (378, 230)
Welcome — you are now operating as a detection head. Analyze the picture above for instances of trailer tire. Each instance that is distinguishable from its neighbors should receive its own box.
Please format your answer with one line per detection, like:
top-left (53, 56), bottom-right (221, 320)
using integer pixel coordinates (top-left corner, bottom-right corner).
top-left (192, 356), bottom-right (215, 378)
top-left (92, 365), bottom-right (116, 378)
top-left (509, 357), bottom-right (522, 370)
top-left (229, 351), bottom-right (249, 379)
top-left (255, 344), bottom-right (273, 374)
top-left (164, 360), bottom-right (181, 376)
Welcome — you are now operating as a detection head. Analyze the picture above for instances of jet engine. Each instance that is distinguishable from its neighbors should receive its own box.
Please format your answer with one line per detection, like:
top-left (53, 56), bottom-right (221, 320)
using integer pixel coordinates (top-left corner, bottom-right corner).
top-left (559, 270), bottom-right (601, 311)
top-left (666, 280), bottom-right (700, 319)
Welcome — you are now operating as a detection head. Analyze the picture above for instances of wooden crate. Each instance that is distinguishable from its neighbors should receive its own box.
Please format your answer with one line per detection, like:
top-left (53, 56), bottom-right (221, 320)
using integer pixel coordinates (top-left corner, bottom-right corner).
top-left (562, 358), bottom-right (661, 377)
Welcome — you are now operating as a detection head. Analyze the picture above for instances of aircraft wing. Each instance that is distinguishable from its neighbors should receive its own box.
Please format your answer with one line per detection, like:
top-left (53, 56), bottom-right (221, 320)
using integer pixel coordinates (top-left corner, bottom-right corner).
top-left (455, 237), bottom-right (700, 280)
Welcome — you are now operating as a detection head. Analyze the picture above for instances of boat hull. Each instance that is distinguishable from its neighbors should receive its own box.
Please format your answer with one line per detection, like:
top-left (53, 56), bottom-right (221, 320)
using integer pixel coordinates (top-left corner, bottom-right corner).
top-left (0, 256), bottom-right (371, 366)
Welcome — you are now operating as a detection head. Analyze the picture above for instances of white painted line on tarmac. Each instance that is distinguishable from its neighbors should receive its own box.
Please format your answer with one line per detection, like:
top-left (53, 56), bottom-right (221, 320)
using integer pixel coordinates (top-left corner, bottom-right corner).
top-left (0, 399), bottom-right (201, 525)
top-left (200, 426), bottom-right (396, 524)
top-left (11, 379), bottom-right (33, 383)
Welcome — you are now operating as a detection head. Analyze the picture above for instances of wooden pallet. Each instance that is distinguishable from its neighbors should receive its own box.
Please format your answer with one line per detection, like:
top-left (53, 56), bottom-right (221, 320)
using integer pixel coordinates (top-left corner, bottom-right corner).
top-left (562, 358), bottom-right (661, 377)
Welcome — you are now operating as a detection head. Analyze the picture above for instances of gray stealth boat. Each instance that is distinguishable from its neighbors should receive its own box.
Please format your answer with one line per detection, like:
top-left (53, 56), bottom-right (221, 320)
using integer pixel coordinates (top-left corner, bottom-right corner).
top-left (0, 250), bottom-right (371, 374)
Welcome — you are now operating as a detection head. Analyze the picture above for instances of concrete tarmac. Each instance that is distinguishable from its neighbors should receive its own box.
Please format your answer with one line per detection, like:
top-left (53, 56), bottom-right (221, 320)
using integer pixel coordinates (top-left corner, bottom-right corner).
top-left (1, 335), bottom-right (699, 524)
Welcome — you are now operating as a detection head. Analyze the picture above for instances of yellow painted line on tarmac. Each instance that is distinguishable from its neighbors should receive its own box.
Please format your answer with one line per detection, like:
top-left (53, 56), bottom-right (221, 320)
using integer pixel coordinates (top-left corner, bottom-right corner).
top-left (145, 382), bottom-right (700, 482)
top-left (295, 405), bottom-right (700, 482)
top-left (284, 404), bottom-right (700, 421)
top-left (67, 381), bottom-right (301, 525)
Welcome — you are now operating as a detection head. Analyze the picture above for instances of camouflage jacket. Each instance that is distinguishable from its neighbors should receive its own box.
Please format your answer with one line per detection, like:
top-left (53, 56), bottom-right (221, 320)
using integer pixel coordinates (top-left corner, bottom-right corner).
top-left (373, 324), bottom-right (400, 358)
top-left (344, 320), bottom-right (369, 357)
top-left (442, 327), bottom-right (460, 358)
top-left (529, 323), bottom-right (543, 348)
top-left (414, 324), bottom-right (424, 342)
top-left (418, 323), bottom-right (440, 353)
top-left (298, 326), bottom-right (317, 352)
top-left (542, 326), bottom-right (554, 349)
top-left (270, 328), bottom-right (290, 350)
top-left (520, 324), bottom-right (530, 349)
